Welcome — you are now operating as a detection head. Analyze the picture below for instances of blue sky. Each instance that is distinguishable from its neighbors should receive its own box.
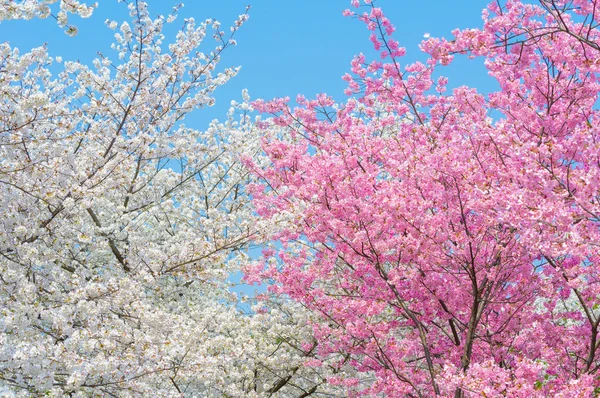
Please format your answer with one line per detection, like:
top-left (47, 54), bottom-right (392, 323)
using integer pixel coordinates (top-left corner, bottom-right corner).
top-left (0, 0), bottom-right (497, 303)
top-left (0, 1), bottom-right (496, 125)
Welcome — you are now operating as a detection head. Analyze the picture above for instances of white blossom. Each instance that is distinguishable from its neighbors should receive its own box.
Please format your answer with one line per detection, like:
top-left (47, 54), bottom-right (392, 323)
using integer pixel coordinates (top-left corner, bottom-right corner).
top-left (0, 2), bottom-right (351, 397)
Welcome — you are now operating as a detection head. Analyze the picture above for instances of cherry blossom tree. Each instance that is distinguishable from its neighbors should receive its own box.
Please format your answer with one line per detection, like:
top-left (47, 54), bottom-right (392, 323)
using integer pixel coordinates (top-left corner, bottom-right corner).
top-left (248, 0), bottom-right (600, 396)
top-left (0, 2), bottom-right (353, 396)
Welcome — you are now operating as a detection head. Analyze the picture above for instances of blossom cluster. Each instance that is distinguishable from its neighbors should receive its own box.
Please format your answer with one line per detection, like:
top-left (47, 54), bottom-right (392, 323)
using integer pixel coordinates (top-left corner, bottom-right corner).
top-left (0, 2), bottom-right (352, 396)
top-left (247, 0), bottom-right (600, 396)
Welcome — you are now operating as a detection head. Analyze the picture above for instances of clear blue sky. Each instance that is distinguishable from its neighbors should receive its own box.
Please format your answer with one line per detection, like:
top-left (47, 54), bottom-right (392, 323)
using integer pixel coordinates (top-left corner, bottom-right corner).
top-left (0, 0), bottom-right (497, 303)
top-left (0, 1), bottom-right (495, 125)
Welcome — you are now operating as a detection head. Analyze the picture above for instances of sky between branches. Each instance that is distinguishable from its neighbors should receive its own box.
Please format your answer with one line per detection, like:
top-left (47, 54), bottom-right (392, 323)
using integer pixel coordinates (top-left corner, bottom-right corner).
top-left (0, 0), bottom-right (499, 302)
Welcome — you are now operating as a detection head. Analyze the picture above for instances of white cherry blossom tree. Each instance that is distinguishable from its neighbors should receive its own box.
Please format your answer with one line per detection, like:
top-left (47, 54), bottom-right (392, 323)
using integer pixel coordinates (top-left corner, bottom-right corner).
top-left (0, 2), bottom-right (350, 396)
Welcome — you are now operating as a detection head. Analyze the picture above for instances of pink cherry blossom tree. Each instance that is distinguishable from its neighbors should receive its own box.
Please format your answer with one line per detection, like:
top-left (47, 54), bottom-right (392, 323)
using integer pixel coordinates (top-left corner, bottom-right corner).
top-left (247, 0), bottom-right (600, 396)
